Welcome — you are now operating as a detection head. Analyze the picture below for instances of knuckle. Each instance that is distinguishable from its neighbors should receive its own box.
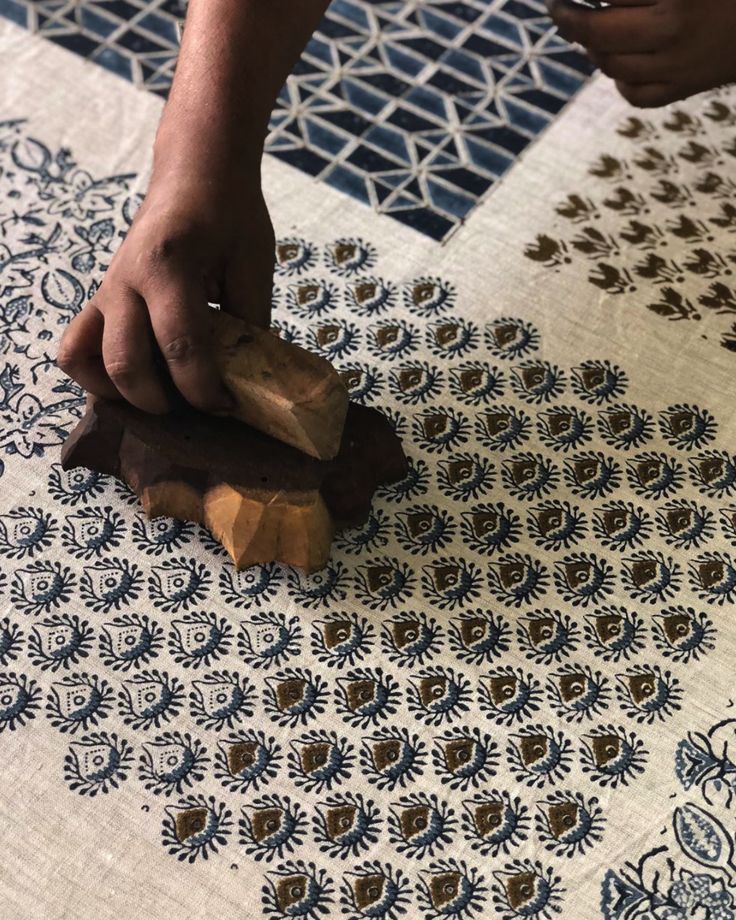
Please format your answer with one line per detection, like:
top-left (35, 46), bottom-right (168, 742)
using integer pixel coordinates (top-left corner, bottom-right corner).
top-left (146, 236), bottom-right (182, 269)
top-left (105, 358), bottom-right (139, 388)
top-left (56, 342), bottom-right (79, 374)
top-left (160, 333), bottom-right (202, 365)
top-left (141, 227), bottom-right (199, 275)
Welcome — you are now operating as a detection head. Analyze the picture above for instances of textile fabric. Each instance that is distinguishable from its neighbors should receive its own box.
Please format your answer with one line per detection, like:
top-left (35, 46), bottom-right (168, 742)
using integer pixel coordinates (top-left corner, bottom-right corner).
top-left (1, 18), bottom-right (735, 920)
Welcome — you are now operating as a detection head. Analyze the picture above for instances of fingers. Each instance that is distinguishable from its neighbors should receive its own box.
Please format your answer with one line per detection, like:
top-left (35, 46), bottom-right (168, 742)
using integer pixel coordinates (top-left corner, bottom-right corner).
top-left (615, 80), bottom-right (682, 108)
top-left (591, 51), bottom-right (667, 83)
top-left (548, 1), bottom-right (671, 54)
top-left (587, 0), bottom-right (657, 6)
top-left (58, 279), bottom-right (229, 415)
top-left (144, 267), bottom-right (233, 414)
top-left (102, 287), bottom-right (171, 414)
top-left (57, 304), bottom-right (119, 400)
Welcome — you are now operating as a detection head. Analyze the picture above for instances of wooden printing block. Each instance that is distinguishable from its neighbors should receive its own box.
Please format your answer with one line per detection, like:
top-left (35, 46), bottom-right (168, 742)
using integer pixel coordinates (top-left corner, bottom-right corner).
top-left (61, 397), bottom-right (408, 573)
top-left (210, 311), bottom-right (348, 460)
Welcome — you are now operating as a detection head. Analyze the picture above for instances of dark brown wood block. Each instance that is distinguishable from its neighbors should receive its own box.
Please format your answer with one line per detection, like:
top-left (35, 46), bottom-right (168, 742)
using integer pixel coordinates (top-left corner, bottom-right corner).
top-left (61, 398), bottom-right (408, 572)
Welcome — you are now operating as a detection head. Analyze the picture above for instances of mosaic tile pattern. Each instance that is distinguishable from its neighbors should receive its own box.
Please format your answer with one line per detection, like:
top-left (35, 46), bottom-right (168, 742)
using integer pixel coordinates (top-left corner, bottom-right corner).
top-left (0, 0), bottom-right (595, 239)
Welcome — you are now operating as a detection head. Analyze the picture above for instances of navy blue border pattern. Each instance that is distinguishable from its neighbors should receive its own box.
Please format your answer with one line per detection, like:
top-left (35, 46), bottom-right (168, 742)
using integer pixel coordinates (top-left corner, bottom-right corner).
top-left (0, 0), bottom-right (594, 239)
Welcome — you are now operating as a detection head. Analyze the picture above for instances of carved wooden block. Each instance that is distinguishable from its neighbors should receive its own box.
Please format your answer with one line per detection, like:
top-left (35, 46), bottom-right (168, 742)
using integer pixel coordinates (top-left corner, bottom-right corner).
top-left (210, 311), bottom-right (348, 460)
top-left (61, 397), bottom-right (407, 572)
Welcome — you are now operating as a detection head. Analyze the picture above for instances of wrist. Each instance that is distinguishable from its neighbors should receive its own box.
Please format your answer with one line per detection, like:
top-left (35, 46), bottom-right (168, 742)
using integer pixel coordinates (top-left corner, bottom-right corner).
top-left (152, 108), bottom-right (266, 189)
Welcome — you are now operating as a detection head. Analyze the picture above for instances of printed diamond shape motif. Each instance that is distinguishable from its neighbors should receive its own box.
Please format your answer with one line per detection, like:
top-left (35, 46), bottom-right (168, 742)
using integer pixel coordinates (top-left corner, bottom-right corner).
top-left (0, 0), bottom-right (595, 238)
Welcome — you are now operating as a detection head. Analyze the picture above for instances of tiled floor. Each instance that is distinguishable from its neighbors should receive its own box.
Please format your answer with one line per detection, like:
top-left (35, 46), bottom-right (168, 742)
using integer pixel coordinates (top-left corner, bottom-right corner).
top-left (1, 0), bottom-right (595, 239)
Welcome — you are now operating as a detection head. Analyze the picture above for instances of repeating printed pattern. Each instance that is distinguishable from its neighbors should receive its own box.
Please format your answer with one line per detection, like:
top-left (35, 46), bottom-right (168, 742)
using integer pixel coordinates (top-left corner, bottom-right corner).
top-left (525, 88), bottom-right (736, 355)
top-left (601, 714), bottom-right (736, 920)
top-left (1, 119), bottom-right (735, 919)
top-left (0, 0), bottom-right (594, 239)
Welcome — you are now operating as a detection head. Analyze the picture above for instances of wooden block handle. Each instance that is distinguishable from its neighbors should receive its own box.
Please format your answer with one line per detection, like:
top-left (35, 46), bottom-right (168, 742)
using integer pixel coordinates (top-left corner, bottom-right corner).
top-left (211, 311), bottom-right (348, 460)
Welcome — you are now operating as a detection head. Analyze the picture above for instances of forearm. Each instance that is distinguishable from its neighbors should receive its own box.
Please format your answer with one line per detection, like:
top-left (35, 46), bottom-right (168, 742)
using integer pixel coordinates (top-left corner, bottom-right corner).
top-left (154, 0), bottom-right (331, 176)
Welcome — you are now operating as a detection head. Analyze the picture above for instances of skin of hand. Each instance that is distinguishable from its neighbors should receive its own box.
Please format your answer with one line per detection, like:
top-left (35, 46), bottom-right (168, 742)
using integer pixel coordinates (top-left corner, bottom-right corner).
top-left (547, 0), bottom-right (736, 108)
top-left (58, 0), bottom-right (331, 415)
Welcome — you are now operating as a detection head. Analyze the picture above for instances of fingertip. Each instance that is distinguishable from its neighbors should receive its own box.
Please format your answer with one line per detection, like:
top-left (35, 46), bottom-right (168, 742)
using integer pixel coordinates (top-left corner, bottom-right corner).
top-left (615, 80), bottom-right (677, 108)
top-left (547, 0), bottom-right (583, 38)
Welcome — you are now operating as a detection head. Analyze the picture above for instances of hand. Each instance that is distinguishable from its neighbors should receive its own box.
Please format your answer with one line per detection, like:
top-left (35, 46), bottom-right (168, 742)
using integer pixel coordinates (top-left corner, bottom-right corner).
top-left (547, 0), bottom-right (736, 107)
top-left (58, 166), bottom-right (275, 414)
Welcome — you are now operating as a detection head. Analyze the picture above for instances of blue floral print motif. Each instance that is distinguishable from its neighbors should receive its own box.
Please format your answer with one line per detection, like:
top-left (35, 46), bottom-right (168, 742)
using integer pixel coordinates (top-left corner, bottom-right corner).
top-left (485, 318), bottom-right (540, 360)
top-left (240, 794), bottom-right (308, 863)
top-left (162, 795), bottom-right (233, 863)
top-left (118, 669), bottom-right (184, 731)
top-left (239, 612), bottom-right (302, 669)
top-left (462, 791), bottom-right (530, 857)
top-left (627, 452), bottom-right (685, 499)
top-left (61, 506), bottom-right (125, 558)
top-left (11, 559), bottom-right (74, 615)
top-left (313, 613), bottom-right (373, 670)
top-left (64, 731), bottom-right (133, 796)
top-left (447, 611), bottom-right (511, 667)
top-left (188, 670), bottom-right (254, 732)
top-left (274, 237), bottom-right (317, 276)
top-left (167, 612), bottom-right (232, 669)
top-left (535, 791), bottom-right (605, 857)
top-left (417, 859), bottom-right (487, 920)
top-left (287, 730), bottom-right (355, 794)
top-left (325, 239), bottom-right (376, 277)
top-left (46, 671), bottom-right (113, 734)
top-left (265, 668), bottom-right (329, 728)
top-left (0, 670), bottom-right (40, 731)
top-left (491, 860), bottom-right (563, 920)
top-left (262, 861), bottom-right (334, 920)
top-left (312, 792), bottom-right (381, 859)
top-left (389, 361), bottom-right (444, 405)
top-left (571, 360), bottom-right (628, 404)
top-left (477, 667), bottom-right (542, 727)
top-left (346, 276), bottom-right (397, 316)
top-left (403, 277), bottom-right (455, 316)
top-left (98, 614), bottom-right (163, 672)
top-left (138, 732), bottom-right (209, 797)
top-left (340, 861), bottom-right (411, 920)
top-left (659, 404), bottom-right (717, 450)
top-left (0, 506), bottom-right (56, 558)
top-left (214, 730), bottom-right (283, 794)
top-left (359, 728), bottom-right (426, 792)
top-left (431, 728), bottom-right (499, 791)
top-left (28, 613), bottom-right (93, 672)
